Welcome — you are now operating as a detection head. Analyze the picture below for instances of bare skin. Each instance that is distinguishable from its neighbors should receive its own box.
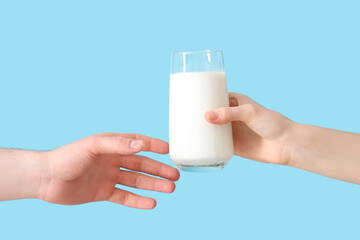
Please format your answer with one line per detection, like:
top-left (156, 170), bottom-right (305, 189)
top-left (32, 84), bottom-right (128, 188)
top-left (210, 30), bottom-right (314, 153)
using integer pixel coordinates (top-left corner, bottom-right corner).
top-left (0, 133), bottom-right (180, 209)
top-left (2, 93), bottom-right (359, 210)
top-left (205, 92), bottom-right (360, 184)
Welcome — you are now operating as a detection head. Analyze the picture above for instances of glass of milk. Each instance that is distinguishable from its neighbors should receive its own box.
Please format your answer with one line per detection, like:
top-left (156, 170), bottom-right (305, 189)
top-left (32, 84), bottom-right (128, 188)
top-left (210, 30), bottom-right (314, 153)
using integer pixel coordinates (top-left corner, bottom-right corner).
top-left (169, 50), bottom-right (234, 172)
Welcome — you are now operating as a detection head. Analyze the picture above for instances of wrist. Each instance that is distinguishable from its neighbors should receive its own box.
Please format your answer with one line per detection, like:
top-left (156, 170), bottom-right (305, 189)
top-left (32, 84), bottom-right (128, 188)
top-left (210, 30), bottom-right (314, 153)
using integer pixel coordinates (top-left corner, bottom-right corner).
top-left (22, 151), bottom-right (50, 200)
top-left (282, 122), bottom-right (306, 168)
top-left (0, 149), bottom-right (50, 201)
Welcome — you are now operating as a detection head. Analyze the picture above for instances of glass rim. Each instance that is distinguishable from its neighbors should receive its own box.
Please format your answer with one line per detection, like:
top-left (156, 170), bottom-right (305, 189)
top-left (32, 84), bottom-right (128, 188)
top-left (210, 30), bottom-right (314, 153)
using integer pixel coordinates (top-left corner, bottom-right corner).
top-left (171, 49), bottom-right (222, 55)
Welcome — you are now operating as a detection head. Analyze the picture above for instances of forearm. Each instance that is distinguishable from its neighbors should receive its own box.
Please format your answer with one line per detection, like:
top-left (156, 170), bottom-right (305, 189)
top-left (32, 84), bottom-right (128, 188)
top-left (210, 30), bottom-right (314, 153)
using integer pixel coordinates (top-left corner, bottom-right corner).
top-left (287, 123), bottom-right (360, 184)
top-left (0, 149), bottom-right (48, 201)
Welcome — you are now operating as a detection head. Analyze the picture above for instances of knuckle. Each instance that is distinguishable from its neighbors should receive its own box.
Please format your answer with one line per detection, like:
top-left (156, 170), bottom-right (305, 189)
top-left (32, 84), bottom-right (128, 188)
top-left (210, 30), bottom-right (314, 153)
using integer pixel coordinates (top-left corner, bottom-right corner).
top-left (139, 160), bottom-right (149, 173)
top-left (85, 135), bottom-right (98, 147)
top-left (120, 192), bottom-right (130, 205)
top-left (153, 179), bottom-right (162, 191)
top-left (114, 136), bottom-right (131, 148)
top-left (244, 103), bottom-right (257, 114)
top-left (131, 155), bottom-right (145, 170)
top-left (241, 95), bottom-right (252, 104)
top-left (135, 174), bottom-right (142, 188)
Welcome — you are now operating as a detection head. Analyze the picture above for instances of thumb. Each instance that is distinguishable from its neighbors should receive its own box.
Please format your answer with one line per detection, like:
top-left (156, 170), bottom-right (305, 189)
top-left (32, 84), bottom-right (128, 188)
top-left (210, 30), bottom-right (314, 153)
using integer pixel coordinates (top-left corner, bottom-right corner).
top-left (205, 103), bottom-right (261, 125)
top-left (84, 135), bottom-right (144, 156)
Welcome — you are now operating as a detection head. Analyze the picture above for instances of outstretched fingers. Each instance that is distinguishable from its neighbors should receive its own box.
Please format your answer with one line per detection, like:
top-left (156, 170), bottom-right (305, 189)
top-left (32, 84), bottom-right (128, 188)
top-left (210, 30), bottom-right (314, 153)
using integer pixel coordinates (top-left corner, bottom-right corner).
top-left (83, 133), bottom-right (170, 156)
top-left (118, 170), bottom-right (176, 193)
top-left (108, 188), bottom-right (156, 209)
top-left (120, 155), bottom-right (180, 181)
top-left (84, 135), bottom-right (145, 156)
top-left (95, 133), bottom-right (169, 154)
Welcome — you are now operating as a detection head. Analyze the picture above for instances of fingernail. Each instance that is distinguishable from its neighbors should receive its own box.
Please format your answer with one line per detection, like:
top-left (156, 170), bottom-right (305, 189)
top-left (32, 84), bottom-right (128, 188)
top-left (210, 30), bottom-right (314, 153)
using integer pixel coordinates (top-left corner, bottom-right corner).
top-left (130, 140), bottom-right (143, 149)
top-left (207, 111), bottom-right (219, 121)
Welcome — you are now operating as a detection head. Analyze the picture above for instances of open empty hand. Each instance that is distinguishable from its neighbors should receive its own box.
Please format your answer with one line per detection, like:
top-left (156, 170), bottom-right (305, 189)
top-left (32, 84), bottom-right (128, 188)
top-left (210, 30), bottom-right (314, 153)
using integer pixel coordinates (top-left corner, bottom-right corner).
top-left (38, 133), bottom-right (179, 209)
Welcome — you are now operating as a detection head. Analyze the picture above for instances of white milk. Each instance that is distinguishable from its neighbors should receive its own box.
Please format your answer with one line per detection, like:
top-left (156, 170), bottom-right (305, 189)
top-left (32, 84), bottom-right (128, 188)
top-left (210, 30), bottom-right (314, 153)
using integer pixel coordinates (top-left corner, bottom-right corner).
top-left (169, 72), bottom-right (234, 169)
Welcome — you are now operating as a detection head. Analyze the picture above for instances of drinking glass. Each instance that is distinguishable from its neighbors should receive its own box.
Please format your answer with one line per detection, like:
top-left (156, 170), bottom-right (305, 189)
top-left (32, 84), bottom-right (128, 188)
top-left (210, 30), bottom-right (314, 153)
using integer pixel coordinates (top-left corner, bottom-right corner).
top-left (169, 50), bottom-right (234, 172)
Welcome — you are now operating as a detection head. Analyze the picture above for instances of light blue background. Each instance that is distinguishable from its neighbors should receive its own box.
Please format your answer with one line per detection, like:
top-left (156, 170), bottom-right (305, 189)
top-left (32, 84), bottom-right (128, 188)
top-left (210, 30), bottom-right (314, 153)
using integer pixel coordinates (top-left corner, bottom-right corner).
top-left (1, 0), bottom-right (360, 239)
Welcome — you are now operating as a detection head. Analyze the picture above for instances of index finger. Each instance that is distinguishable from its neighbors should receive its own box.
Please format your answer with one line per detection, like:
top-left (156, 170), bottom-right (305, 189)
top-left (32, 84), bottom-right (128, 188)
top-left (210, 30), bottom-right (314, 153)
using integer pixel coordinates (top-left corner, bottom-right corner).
top-left (95, 133), bottom-right (169, 154)
top-left (229, 92), bottom-right (263, 107)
